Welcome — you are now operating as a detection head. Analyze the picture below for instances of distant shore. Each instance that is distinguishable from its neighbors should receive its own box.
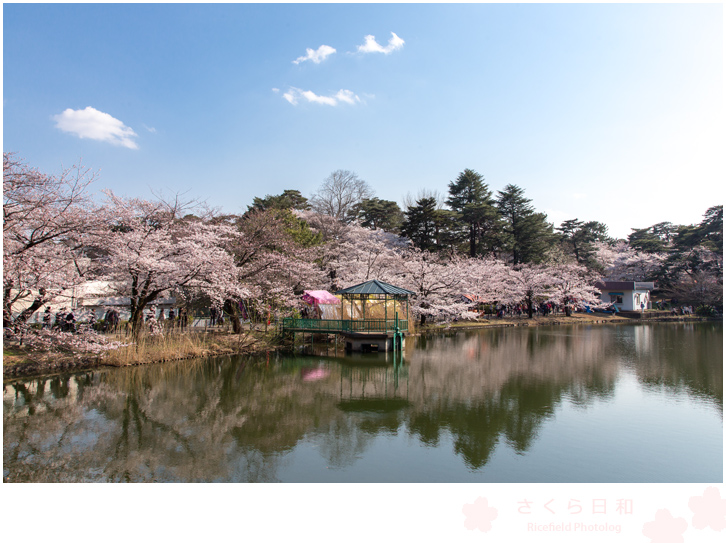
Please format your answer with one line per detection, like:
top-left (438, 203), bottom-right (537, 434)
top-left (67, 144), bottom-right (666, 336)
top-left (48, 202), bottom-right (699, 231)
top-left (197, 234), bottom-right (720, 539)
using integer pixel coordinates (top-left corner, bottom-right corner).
top-left (3, 313), bottom-right (716, 380)
top-left (416, 312), bottom-right (715, 334)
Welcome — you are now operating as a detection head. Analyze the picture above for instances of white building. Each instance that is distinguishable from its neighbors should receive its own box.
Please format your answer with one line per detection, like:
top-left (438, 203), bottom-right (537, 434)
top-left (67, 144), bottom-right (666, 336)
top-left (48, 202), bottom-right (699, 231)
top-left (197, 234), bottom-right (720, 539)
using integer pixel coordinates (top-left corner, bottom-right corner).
top-left (595, 281), bottom-right (655, 311)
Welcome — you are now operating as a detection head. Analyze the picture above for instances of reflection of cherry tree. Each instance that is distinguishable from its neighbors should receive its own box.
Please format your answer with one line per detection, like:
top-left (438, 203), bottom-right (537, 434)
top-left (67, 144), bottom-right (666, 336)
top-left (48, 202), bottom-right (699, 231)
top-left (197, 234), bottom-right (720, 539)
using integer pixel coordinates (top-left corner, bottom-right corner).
top-left (5, 325), bottom-right (720, 481)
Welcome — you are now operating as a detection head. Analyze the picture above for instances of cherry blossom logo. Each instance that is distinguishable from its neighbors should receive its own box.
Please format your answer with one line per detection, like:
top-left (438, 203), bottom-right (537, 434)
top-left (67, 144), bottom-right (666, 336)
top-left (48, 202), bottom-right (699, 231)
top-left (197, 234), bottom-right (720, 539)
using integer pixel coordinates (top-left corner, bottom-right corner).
top-left (642, 509), bottom-right (688, 543)
top-left (689, 486), bottom-right (726, 531)
top-left (462, 497), bottom-right (498, 532)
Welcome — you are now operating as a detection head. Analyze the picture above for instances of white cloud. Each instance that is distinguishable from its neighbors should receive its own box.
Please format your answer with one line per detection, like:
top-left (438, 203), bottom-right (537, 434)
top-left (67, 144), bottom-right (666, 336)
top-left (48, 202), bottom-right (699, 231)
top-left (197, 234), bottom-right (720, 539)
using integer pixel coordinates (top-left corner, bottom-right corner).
top-left (293, 45), bottom-right (336, 65)
top-left (282, 90), bottom-right (299, 105)
top-left (281, 87), bottom-right (361, 107)
top-left (53, 106), bottom-right (138, 149)
top-left (334, 90), bottom-right (359, 105)
top-left (356, 32), bottom-right (405, 54)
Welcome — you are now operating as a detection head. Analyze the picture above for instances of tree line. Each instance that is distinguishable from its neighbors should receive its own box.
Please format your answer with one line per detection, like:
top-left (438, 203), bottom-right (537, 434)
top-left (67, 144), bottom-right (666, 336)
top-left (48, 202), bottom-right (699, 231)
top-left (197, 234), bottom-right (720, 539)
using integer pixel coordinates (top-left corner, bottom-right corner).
top-left (3, 154), bottom-right (722, 346)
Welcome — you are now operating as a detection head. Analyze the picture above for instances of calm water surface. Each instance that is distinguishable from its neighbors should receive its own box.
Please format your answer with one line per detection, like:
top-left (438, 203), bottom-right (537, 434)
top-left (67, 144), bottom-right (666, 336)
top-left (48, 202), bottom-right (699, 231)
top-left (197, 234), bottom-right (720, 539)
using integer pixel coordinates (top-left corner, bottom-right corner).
top-left (3, 322), bottom-right (722, 482)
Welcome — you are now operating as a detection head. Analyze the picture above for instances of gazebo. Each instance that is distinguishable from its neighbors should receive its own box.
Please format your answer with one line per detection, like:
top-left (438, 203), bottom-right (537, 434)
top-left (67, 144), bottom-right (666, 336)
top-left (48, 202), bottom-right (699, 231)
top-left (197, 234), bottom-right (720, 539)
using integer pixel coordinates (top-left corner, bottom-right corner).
top-left (281, 279), bottom-right (414, 352)
top-left (334, 279), bottom-right (413, 331)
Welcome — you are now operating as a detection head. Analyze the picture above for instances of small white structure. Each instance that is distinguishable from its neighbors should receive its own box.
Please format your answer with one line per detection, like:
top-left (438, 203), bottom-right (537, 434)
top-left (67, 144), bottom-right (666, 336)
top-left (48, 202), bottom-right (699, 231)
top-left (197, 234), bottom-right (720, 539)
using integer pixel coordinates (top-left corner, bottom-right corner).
top-left (595, 281), bottom-right (655, 311)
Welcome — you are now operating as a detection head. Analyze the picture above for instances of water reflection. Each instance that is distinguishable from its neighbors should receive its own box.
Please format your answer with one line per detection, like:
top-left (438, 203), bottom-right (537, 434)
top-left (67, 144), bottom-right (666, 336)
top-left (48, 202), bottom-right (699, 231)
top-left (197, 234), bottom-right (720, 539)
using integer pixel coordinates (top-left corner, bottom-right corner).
top-left (3, 323), bottom-right (722, 482)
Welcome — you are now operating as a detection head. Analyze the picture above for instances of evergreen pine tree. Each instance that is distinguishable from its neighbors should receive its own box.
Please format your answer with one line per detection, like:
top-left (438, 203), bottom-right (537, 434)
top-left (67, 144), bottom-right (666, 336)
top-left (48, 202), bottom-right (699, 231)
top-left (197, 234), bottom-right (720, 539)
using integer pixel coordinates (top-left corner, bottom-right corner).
top-left (400, 197), bottom-right (447, 251)
top-left (445, 169), bottom-right (500, 257)
top-left (495, 184), bottom-right (555, 264)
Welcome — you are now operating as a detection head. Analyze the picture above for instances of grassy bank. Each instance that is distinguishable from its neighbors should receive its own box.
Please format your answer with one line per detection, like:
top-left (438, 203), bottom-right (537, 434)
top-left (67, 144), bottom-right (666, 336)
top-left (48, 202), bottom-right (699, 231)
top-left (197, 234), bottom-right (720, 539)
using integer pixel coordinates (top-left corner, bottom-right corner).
top-left (3, 328), bottom-right (280, 379)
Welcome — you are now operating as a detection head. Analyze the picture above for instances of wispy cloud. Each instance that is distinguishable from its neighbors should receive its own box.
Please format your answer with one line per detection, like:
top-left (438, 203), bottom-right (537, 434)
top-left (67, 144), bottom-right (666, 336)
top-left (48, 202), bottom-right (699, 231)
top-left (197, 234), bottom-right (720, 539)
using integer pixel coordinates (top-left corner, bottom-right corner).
top-left (293, 44), bottom-right (336, 65)
top-left (356, 32), bottom-right (404, 54)
top-left (282, 87), bottom-right (361, 107)
top-left (53, 106), bottom-right (138, 149)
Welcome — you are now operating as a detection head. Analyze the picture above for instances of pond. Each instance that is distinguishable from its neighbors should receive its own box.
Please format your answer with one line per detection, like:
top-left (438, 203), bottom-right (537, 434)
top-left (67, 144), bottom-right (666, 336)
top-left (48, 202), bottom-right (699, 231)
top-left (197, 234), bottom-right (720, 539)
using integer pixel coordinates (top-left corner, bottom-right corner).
top-left (3, 322), bottom-right (722, 482)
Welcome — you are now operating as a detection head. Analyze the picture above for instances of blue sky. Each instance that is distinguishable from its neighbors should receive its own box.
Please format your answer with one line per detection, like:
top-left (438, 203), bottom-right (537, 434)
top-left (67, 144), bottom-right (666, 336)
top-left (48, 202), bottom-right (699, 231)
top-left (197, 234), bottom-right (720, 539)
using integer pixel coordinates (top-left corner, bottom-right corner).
top-left (3, 3), bottom-right (724, 238)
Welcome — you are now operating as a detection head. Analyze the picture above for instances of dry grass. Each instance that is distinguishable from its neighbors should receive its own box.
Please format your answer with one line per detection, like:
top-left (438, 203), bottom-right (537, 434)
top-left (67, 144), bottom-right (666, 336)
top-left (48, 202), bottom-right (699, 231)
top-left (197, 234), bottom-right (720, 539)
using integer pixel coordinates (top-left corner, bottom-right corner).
top-left (103, 329), bottom-right (268, 366)
top-left (3, 328), bottom-right (280, 379)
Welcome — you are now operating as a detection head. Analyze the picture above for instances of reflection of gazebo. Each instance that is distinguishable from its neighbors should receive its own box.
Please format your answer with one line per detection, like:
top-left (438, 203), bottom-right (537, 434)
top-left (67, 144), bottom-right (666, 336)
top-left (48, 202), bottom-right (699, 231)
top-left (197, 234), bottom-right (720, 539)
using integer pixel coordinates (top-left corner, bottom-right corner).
top-left (282, 280), bottom-right (414, 352)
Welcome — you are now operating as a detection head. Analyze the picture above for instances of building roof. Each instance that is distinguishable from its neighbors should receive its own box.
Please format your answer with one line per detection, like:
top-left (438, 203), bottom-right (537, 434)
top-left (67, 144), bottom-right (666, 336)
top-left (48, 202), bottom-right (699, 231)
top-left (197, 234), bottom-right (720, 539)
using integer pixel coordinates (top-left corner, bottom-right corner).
top-left (595, 281), bottom-right (655, 291)
top-left (335, 279), bottom-right (415, 297)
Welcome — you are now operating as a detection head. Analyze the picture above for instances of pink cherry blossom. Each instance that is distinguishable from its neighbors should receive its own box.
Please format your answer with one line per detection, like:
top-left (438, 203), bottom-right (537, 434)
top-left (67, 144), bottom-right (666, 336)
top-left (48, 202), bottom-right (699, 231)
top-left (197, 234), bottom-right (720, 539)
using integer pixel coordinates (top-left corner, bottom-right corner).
top-left (4, 152), bottom-right (101, 324)
top-left (96, 191), bottom-right (246, 335)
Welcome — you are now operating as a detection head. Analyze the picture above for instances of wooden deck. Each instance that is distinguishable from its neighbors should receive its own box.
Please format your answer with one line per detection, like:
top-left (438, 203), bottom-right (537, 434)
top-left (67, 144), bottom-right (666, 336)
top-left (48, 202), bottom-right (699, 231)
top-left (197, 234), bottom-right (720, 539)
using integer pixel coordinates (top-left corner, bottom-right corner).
top-left (281, 318), bottom-right (408, 334)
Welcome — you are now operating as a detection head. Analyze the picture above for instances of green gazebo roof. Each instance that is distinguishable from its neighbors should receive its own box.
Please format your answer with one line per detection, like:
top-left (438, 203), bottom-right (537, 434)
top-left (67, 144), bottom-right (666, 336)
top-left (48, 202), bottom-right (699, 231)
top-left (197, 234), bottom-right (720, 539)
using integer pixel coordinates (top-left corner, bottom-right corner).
top-left (335, 280), bottom-right (414, 297)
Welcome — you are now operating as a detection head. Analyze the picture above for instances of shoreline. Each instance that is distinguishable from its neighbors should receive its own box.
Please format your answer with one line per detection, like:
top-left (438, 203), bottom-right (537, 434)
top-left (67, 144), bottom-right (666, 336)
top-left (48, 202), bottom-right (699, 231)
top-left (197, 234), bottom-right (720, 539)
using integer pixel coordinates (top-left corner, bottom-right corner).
top-left (3, 314), bottom-right (717, 380)
top-left (3, 329), bottom-right (279, 380)
top-left (415, 312), bottom-right (715, 334)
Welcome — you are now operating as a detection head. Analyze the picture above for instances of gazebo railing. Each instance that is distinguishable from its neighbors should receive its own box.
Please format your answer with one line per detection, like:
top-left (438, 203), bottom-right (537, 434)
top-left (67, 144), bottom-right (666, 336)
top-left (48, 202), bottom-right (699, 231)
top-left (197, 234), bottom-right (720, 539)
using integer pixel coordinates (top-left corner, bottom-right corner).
top-left (281, 318), bottom-right (408, 333)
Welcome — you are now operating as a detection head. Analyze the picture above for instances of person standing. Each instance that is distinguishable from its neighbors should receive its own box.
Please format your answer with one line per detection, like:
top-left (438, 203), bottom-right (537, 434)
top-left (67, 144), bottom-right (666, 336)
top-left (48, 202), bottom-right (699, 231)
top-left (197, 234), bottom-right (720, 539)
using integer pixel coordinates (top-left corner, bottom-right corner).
top-left (65, 310), bottom-right (76, 332)
top-left (210, 306), bottom-right (217, 326)
top-left (43, 307), bottom-right (52, 329)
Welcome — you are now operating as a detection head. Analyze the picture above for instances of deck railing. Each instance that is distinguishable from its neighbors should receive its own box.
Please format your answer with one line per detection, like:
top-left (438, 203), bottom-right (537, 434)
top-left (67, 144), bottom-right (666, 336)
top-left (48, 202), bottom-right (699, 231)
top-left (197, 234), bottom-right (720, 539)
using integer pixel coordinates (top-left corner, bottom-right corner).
top-left (281, 318), bottom-right (408, 334)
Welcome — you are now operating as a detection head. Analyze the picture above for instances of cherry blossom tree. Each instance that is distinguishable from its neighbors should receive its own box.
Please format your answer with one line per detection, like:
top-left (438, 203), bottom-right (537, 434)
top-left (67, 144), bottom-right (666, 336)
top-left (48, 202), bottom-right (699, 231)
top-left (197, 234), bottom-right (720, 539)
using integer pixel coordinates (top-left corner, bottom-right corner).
top-left (460, 256), bottom-right (510, 306)
top-left (595, 241), bottom-right (664, 281)
top-left (96, 192), bottom-right (245, 336)
top-left (504, 264), bottom-right (553, 318)
top-left (295, 209), bottom-right (349, 243)
top-left (664, 268), bottom-right (723, 309)
top-left (3, 153), bottom-right (100, 326)
top-left (227, 208), bottom-right (328, 326)
top-left (322, 221), bottom-right (409, 291)
top-left (547, 262), bottom-right (602, 315)
top-left (397, 249), bottom-right (468, 325)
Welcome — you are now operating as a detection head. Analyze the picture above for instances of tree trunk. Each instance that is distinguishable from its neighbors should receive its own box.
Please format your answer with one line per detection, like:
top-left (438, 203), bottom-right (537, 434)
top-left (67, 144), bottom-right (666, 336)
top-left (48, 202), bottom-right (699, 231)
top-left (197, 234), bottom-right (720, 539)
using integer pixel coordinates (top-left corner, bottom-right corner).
top-left (224, 299), bottom-right (242, 334)
top-left (469, 224), bottom-right (476, 257)
top-left (130, 308), bottom-right (145, 338)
